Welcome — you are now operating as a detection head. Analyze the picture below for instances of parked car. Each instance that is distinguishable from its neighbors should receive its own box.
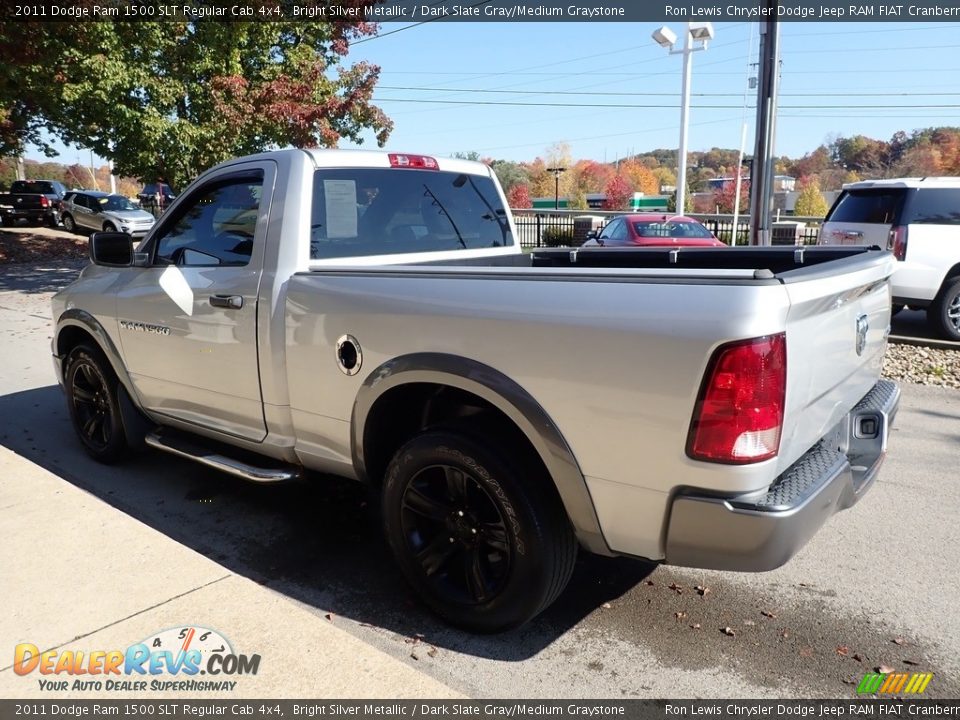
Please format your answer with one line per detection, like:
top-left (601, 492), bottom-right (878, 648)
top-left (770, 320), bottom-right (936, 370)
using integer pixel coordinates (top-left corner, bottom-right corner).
top-left (818, 178), bottom-right (960, 340)
top-left (582, 214), bottom-right (727, 247)
top-left (0, 179), bottom-right (67, 227)
top-left (137, 182), bottom-right (177, 212)
top-left (61, 191), bottom-right (156, 237)
top-left (53, 149), bottom-right (899, 632)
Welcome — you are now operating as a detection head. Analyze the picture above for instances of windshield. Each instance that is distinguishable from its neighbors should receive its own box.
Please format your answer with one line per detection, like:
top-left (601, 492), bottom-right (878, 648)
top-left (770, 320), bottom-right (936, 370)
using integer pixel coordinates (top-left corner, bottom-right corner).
top-left (310, 168), bottom-right (513, 259)
top-left (632, 220), bottom-right (713, 238)
top-left (98, 195), bottom-right (140, 212)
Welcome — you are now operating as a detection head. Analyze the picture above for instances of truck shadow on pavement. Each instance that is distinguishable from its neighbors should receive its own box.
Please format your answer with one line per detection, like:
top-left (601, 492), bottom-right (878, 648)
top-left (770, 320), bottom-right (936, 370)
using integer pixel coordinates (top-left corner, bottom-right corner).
top-left (0, 260), bottom-right (87, 294)
top-left (0, 384), bottom-right (653, 661)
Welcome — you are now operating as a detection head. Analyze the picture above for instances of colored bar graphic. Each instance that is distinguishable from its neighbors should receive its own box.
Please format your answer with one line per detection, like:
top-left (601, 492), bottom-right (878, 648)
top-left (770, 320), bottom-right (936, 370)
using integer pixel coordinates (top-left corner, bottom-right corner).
top-left (857, 672), bottom-right (933, 695)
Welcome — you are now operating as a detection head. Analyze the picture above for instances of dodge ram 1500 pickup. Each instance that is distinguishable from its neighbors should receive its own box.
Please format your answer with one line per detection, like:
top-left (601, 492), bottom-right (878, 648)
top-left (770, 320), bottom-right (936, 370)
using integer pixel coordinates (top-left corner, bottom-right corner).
top-left (52, 149), bottom-right (900, 632)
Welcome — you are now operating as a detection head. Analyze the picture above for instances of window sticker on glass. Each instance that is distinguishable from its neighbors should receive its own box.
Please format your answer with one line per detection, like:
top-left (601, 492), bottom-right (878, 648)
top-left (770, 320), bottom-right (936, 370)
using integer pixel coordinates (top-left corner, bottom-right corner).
top-left (324, 180), bottom-right (358, 238)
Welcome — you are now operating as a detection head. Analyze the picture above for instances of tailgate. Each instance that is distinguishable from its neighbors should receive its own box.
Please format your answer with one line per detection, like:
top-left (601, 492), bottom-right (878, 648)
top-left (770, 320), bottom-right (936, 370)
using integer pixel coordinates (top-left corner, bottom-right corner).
top-left (820, 220), bottom-right (889, 247)
top-left (776, 253), bottom-right (895, 473)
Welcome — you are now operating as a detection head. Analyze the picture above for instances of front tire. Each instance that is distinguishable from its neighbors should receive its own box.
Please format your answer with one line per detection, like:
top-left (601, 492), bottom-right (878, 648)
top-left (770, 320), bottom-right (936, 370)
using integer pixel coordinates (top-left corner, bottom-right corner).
top-left (103, 222), bottom-right (117, 232)
top-left (382, 430), bottom-right (576, 633)
top-left (64, 344), bottom-right (127, 463)
top-left (928, 277), bottom-right (960, 341)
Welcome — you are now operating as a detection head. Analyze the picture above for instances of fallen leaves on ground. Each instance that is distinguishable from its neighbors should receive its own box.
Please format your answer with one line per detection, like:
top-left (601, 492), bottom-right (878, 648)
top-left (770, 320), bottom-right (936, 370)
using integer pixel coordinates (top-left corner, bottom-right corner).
top-left (853, 653), bottom-right (864, 662)
top-left (668, 582), bottom-right (683, 594)
top-left (690, 623), bottom-right (701, 630)
top-left (0, 230), bottom-right (87, 264)
top-left (892, 637), bottom-right (907, 646)
top-left (674, 611), bottom-right (687, 621)
top-left (877, 664), bottom-right (895, 674)
top-left (695, 585), bottom-right (711, 597)
top-left (836, 645), bottom-right (850, 657)
top-left (721, 626), bottom-right (736, 637)
top-left (761, 610), bottom-right (777, 619)
top-left (601, 602), bottom-right (612, 609)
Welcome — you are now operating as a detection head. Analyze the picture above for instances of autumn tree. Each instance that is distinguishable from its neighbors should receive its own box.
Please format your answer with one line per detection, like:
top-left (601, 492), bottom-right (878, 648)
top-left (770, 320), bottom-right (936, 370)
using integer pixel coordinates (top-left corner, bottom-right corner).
top-left (0, 19), bottom-right (393, 188)
top-left (618, 159), bottom-right (658, 196)
top-left (793, 176), bottom-right (829, 217)
top-left (490, 160), bottom-right (529, 196)
top-left (712, 178), bottom-right (750, 214)
top-left (603, 174), bottom-right (633, 210)
top-left (569, 159), bottom-right (613, 196)
top-left (506, 184), bottom-right (532, 209)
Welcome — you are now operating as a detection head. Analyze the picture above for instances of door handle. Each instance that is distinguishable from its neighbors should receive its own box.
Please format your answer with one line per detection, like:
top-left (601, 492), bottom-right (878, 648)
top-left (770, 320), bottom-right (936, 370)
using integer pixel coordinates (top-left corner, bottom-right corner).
top-left (209, 295), bottom-right (243, 309)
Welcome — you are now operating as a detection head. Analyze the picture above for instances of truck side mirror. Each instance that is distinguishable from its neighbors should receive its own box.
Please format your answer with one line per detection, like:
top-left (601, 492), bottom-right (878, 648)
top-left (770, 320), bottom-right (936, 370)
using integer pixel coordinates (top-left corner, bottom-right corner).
top-left (90, 231), bottom-right (133, 267)
top-left (585, 229), bottom-right (598, 240)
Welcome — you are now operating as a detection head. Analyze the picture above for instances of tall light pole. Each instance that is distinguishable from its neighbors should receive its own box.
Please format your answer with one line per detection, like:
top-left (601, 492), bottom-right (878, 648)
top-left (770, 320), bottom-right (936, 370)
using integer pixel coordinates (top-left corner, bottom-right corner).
top-left (652, 22), bottom-right (714, 215)
top-left (546, 166), bottom-right (566, 210)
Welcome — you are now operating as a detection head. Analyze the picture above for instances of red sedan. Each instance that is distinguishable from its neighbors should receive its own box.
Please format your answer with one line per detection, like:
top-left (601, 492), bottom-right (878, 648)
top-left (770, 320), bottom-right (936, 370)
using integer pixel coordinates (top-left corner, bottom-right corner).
top-left (582, 214), bottom-right (726, 247)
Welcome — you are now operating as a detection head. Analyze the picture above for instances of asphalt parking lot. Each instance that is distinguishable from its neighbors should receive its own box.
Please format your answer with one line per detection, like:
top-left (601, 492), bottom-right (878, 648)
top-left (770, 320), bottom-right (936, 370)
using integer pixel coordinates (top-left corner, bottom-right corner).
top-left (0, 259), bottom-right (957, 700)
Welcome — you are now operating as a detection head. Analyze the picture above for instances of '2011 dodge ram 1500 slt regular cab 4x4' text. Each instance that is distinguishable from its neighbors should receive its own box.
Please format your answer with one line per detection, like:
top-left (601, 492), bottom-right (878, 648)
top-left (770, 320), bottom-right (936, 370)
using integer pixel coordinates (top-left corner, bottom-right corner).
top-left (52, 149), bottom-right (900, 632)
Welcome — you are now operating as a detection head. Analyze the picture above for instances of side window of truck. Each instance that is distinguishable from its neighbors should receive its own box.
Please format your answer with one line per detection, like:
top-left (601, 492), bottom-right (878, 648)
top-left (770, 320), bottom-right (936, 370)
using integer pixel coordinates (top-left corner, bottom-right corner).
top-left (153, 174), bottom-right (263, 267)
top-left (904, 188), bottom-right (960, 225)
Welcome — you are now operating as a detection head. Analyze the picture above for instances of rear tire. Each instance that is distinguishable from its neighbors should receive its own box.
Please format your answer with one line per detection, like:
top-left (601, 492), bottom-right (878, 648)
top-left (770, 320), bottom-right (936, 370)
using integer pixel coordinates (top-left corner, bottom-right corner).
top-left (927, 278), bottom-right (960, 341)
top-left (382, 429), bottom-right (576, 633)
top-left (62, 214), bottom-right (77, 233)
top-left (64, 344), bottom-right (127, 463)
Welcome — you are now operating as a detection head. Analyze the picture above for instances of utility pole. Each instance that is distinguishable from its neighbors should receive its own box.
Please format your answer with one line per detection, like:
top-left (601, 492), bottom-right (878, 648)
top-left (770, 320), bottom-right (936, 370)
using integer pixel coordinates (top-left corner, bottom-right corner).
top-left (547, 167), bottom-right (566, 210)
top-left (749, 8), bottom-right (780, 246)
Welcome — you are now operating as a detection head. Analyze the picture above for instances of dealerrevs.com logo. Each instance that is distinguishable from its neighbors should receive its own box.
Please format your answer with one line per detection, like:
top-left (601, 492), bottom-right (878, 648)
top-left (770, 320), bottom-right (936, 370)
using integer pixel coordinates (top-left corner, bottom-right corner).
top-left (13, 626), bottom-right (260, 692)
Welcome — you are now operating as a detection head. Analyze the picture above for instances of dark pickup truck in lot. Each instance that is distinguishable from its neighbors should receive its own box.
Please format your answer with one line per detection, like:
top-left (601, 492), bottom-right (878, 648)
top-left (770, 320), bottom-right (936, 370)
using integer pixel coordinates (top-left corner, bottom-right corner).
top-left (0, 179), bottom-right (67, 227)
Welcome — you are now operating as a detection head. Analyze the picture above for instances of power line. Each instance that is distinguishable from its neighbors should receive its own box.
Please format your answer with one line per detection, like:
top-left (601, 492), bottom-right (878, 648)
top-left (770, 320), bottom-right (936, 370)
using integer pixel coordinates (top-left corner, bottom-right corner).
top-left (377, 85), bottom-right (960, 98)
top-left (373, 97), bottom-right (960, 110)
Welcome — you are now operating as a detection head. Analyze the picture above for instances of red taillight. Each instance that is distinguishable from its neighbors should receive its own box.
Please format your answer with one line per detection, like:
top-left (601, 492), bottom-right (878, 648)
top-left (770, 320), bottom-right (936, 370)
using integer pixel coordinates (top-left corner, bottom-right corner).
top-left (388, 153), bottom-right (439, 170)
top-left (687, 334), bottom-right (787, 464)
top-left (40, 195), bottom-right (49, 208)
top-left (888, 225), bottom-right (908, 261)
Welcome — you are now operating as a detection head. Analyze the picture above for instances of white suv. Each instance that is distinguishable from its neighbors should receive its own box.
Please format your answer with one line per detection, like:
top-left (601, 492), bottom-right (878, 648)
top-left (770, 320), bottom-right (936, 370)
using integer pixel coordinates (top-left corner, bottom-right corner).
top-left (819, 178), bottom-right (960, 340)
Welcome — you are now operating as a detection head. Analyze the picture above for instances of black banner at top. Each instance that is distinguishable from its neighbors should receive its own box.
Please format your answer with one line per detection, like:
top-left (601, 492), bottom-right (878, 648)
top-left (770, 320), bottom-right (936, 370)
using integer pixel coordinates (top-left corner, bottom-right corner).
top-left (6, 0), bottom-right (960, 22)
top-left (2, 700), bottom-right (960, 720)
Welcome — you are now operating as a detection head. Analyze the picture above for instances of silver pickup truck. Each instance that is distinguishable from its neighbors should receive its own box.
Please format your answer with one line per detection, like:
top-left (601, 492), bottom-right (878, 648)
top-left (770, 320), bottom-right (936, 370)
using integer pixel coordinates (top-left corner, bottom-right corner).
top-left (52, 149), bottom-right (900, 632)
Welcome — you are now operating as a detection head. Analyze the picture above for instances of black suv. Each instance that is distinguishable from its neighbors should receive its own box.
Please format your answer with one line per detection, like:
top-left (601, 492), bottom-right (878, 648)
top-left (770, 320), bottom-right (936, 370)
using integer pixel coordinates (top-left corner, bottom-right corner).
top-left (137, 182), bottom-right (177, 213)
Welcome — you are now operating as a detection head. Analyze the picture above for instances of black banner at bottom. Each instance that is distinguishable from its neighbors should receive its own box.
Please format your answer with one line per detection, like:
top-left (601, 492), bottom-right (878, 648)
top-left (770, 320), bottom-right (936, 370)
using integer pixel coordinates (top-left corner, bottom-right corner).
top-left (2, 700), bottom-right (960, 720)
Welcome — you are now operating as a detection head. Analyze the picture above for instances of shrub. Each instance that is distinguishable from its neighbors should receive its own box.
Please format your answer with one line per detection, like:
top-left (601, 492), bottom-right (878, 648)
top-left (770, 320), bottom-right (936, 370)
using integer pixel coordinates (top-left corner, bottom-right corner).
top-left (541, 226), bottom-right (575, 247)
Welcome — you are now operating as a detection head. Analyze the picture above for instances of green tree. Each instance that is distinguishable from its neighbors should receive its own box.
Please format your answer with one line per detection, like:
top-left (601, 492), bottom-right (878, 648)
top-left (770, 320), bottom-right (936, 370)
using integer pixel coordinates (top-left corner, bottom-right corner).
top-left (793, 177), bottom-right (829, 217)
top-left (0, 20), bottom-right (393, 188)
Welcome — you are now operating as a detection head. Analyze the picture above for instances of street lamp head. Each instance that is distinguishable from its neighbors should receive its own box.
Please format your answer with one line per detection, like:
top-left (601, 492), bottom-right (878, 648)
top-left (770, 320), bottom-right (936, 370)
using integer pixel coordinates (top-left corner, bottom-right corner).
top-left (689, 22), bottom-right (715, 42)
top-left (651, 26), bottom-right (677, 50)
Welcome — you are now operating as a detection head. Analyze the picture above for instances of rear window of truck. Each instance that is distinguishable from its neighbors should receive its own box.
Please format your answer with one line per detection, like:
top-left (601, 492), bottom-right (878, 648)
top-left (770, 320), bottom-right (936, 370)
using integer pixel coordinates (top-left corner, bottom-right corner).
top-left (11, 181), bottom-right (56, 194)
top-left (826, 188), bottom-right (907, 225)
top-left (309, 168), bottom-right (513, 259)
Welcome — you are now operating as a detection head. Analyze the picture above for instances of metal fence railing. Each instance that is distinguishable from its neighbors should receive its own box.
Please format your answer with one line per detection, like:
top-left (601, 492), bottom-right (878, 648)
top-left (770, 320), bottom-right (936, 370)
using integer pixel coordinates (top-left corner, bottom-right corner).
top-left (510, 209), bottom-right (825, 249)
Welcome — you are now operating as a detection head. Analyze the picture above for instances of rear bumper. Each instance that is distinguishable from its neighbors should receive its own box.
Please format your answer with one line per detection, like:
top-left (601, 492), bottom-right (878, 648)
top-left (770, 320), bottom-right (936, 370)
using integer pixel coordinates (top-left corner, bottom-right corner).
top-left (664, 379), bottom-right (900, 572)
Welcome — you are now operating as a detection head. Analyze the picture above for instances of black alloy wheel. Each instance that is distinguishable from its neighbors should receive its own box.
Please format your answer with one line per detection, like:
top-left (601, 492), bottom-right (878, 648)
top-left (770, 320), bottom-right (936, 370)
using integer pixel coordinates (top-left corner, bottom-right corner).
top-left (382, 429), bottom-right (577, 632)
top-left (399, 462), bottom-right (512, 606)
top-left (64, 345), bottom-right (127, 462)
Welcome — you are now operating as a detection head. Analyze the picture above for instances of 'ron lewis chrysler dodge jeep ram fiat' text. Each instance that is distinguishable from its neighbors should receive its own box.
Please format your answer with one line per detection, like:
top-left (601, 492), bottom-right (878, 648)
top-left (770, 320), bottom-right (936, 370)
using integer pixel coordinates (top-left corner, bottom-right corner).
top-left (52, 149), bottom-right (899, 631)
